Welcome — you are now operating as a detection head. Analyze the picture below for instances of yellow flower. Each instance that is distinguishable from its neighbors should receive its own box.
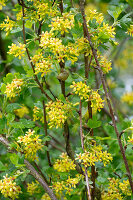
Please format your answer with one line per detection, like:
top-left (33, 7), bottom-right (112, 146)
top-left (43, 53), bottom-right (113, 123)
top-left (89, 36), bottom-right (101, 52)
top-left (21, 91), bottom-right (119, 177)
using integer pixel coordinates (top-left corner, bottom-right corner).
top-left (17, 129), bottom-right (43, 161)
top-left (41, 193), bottom-right (51, 200)
top-left (46, 99), bottom-right (72, 129)
top-left (0, 16), bottom-right (16, 35)
top-left (27, 181), bottom-right (40, 195)
top-left (0, 0), bottom-right (6, 10)
top-left (53, 153), bottom-right (76, 172)
top-left (33, 105), bottom-right (44, 123)
top-left (49, 12), bottom-right (74, 34)
top-left (8, 43), bottom-right (26, 59)
top-left (0, 175), bottom-right (22, 200)
top-left (14, 105), bottom-right (29, 118)
top-left (121, 92), bottom-right (133, 105)
top-left (35, 59), bottom-right (53, 77)
top-left (127, 24), bottom-right (133, 37)
top-left (99, 55), bottom-right (112, 73)
top-left (4, 78), bottom-right (24, 99)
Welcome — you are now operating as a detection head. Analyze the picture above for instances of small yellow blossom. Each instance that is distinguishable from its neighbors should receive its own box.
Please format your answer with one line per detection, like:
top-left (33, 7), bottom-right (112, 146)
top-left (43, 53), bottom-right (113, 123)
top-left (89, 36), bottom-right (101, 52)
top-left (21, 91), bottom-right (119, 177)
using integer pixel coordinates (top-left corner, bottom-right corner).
top-left (4, 78), bottom-right (24, 99)
top-left (8, 43), bottom-right (26, 59)
top-left (121, 92), bottom-right (133, 105)
top-left (0, 0), bottom-right (6, 10)
top-left (49, 12), bottom-right (74, 34)
top-left (99, 55), bottom-right (112, 73)
top-left (119, 180), bottom-right (131, 196)
top-left (128, 135), bottom-right (133, 145)
top-left (127, 24), bottom-right (133, 37)
top-left (33, 105), bottom-right (44, 123)
top-left (53, 153), bottom-right (76, 172)
top-left (14, 105), bottom-right (29, 118)
top-left (41, 193), bottom-right (51, 200)
top-left (17, 129), bottom-right (43, 161)
top-left (0, 16), bottom-right (16, 35)
top-left (35, 59), bottom-right (53, 77)
top-left (87, 9), bottom-right (104, 25)
top-left (27, 181), bottom-right (40, 195)
top-left (46, 99), bottom-right (72, 128)
top-left (76, 145), bottom-right (112, 167)
top-left (70, 81), bottom-right (104, 111)
top-left (0, 175), bottom-right (22, 200)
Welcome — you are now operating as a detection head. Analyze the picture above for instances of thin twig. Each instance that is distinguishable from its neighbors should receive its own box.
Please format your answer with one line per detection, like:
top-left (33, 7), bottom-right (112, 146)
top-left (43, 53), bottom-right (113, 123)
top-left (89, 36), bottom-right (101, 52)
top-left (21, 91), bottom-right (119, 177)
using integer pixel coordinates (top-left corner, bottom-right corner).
top-left (79, 100), bottom-right (91, 200)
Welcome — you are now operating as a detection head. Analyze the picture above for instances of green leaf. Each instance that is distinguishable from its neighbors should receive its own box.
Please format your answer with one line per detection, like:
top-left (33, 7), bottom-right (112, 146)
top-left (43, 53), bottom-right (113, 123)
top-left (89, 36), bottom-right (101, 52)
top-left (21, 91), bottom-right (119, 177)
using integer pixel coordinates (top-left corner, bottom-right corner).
top-left (87, 118), bottom-right (101, 129)
top-left (0, 83), bottom-right (6, 93)
top-left (9, 119), bottom-right (35, 129)
top-left (6, 103), bottom-right (21, 112)
top-left (108, 6), bottom-right (123, 21)
top-left (9, 153), bottom-right (25, 168)
top-left (3, 73), bottom-right (13, 84)
top-left (0, 161), bottom-right (8, 171)
top-left (25, 20), bottom-right (33, 29)
top-left (6, 113), bottom-right (15, 122)
top-left (11, 27), bottom-right (23, 33)
top-left (59, 94), bottom-right (66, 103)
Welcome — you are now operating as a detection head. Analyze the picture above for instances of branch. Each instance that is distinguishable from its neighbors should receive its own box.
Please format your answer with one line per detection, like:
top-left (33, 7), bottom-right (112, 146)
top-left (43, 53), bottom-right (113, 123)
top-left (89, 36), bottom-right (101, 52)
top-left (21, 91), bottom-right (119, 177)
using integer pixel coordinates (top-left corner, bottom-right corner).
top-left (79, 0), bottom-right (133, 193)
top-left (20, 0), bottom-right (53, 101)
top-left (79, 100), bottom-right (91, 200)
top-left (0, 135), bottom-right (57, 200)
top-left (43, 100), bottom-right (52, 167)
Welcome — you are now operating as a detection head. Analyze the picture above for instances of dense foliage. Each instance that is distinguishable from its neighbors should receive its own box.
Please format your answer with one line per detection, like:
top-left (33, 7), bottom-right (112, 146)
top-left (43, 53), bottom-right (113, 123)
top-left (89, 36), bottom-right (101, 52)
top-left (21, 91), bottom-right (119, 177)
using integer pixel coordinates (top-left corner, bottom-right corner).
top-left (0, 0), bottom-right (133, 199)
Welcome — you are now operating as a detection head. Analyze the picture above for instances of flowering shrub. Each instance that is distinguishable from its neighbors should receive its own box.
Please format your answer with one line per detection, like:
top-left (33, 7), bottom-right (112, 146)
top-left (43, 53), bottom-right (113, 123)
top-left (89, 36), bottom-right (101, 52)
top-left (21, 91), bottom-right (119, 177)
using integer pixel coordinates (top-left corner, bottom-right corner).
top-left (0, 0), bottom-right (133, 200)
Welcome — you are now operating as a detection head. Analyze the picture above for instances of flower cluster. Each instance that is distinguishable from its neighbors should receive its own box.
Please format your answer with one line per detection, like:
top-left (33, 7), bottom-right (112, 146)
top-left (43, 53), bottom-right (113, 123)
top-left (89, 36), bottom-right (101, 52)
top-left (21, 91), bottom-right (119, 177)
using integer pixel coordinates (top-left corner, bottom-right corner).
top-left (49, 12), bottom-right (74, 34)
top-left (14, 105), bottom-right (29, 118)
top-left (128, 135), bottom-right (133, 145)
top-left (53, 153), bottom-right (76, 172)
top-left (0, 16), bottom-right (16, 35)
top-left (52, 174), bottom-right (82, 195)
top-left (0, 0), bottom-right (6, 10)
top-left (17, 129), bottom-right (43, 161)
top-left (86, 9), bottom-right (116, 45)
top-left (8, 43), bottom-right (26, 59)
top-left (41, 193), bottom-right (51, 200)
top-left (4, 78), bottom-right (24, 98)
top-left (99, 55), bottom-right (112, 73)
top-left (46, 99), bottom-right (72, 128)
top-left (102, 178), bottom-right (131, 199)
top-left (33, 105), bottom-right (44, 123)
top-left (34, 59), bottom-right (53, 77)
top-left (27, 181), bottom-right (40, 195)
top-left (76, 37), bottom-right (90, 56)
top-left (70, 81), bottom-right (104, 111)
top-left (76, 145), bottom-right (112, 167)
top-left (0, 175), bottom-right (21, 200)
top-left (121, 92), bottom-right (133, 105)
top-left (127, 24), bottom-right (133, 37)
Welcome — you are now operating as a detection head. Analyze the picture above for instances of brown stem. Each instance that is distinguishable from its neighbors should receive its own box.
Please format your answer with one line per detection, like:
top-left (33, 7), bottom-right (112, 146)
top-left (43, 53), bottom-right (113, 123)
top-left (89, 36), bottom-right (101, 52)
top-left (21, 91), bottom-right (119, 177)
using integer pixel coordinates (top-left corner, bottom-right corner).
top-left (43, 100), bottom-right (52, 167)
top-left (21, 0), bottom-right (52, 101)
top-left (79, 0), bottom-right (133, 193)
top-left (79, 100), bottom-right (91, 200)
top-left (0, 135), bottom-right (57, 200)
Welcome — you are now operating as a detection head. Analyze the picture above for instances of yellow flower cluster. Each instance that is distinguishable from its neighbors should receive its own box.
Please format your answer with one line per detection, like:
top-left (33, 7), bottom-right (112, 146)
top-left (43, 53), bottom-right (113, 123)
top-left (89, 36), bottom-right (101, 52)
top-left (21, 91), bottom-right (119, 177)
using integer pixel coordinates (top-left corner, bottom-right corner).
top-left (127, 24), bottom-right (133, 37)
top-left (33, 106), bottom-right (44, 123)
top-left (0, 16), bottom-right (16, 35)
top-left (8, 43), bottom-right (26, 59)
top-left (41, 193), bottom-right (51, 200)
top-left (46, 99), bottom-right (72, 128)
top-left (0, 0), bottom-right (6, 10)
top-left (52, 174), bottom-right (82, 195)
top-left (102, 178), bottom-right (131, 199)
top-left (53, 153), bottom-right (76, 172)
top-left (14, 105), bottom-right (29, 118)
top-left (76, 37), bottom-right (90, 56)
top-left (0, 175), bottom-right (21, 200)
top-left (128, 135), bottom-right (133, 145)
top-left (49, 12), bottom-right (74, 34)
top-left (17, 129), bottom-right (43, 161)
top-left (86, 9), bottom-right (115, 44)
top-left (4, 78), bottom-right (24, 98)
top-left (87, 9), bottom-right (104, 24)
top-left (40, 31), bottom-right (79, 64)
top-left (99, 55), bottom-right (112, 73)
top-left (35, 59), bottom-right (53, 77)
top-left (121, 92), bottom-right (133, 105)
top-left (70, 81), bottom-right (104, 111)
top-left (27, 181), bottom-right (40, 195)
top-left (76, 145), bottom-right (112, 167)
